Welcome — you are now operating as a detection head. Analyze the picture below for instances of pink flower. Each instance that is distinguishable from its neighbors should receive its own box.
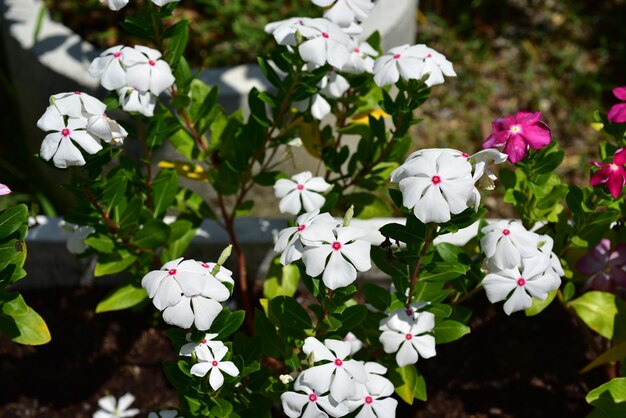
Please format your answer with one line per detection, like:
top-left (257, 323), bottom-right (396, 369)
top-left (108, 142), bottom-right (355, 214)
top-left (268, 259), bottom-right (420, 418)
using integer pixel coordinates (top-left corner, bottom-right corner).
top-left (576, 239), bottom-right (626, 292)
top-left (0, 183), bottom-right (10, 196)
top-left (482, 111), bottom-right (551, 164)
top-left (608, 86), bottom-right (626, 123)
top-left (590, 148), bottom-right (626, 198)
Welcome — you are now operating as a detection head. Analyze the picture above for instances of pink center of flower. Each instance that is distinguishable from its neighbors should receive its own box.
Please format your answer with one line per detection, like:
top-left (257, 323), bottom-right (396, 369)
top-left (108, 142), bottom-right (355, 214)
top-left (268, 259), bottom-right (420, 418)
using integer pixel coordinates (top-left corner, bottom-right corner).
top-left (517, 277), bottom-right (526, 287)
top-left (201, 339), bottom-right (207, 344)
top-left (365, 396), bottom-right (374, 404)
top-left (168, 269), bottom-right (177, 276)
top-left (201, 263), bottom-right (209, 269)
top-left (61, 128), bottom-right (70, 137)
top-left (334, 358), bottom-right (343, 367)
top-left (332, 241), bottom-right (342, 251)
top-left (297, 224), bottom-right (306, 232)
top-left (610, 164), bottom-right (619, 171)
top-left (426, 53), bottom-right (432, 58)
top-left (309, 393), bottom-right (318, 402)
top-left (212, 360), bottom-right (218, 367)
top-left (461, 152), bottom-right (470, 158)
top-left (322, 32), bottom-right (329, 39)
top-left (354, 48), bottom-right (360, 53)
top-left (510, 125), bottom-right (521, 134)
top-left (329, 67), bottom-right (335, 72)
top-left (113, 52), bottom-right (122, 58)
top-left (74, 91), bottom-right (81, 95)
top-left (431, 175), bottom-right (441, 184)
top-left (297, 184), bottom-right (305, 190)
top-left (148, 59), bottom-right (156, 66)
top-left (502, 229), bottom-right (510, 236)
top-left (393, 54), bottom-right (401, 59)
top-left (405, 309), bottom-right (413, 316)
top-left (405, 333), bottom-right (413, 340)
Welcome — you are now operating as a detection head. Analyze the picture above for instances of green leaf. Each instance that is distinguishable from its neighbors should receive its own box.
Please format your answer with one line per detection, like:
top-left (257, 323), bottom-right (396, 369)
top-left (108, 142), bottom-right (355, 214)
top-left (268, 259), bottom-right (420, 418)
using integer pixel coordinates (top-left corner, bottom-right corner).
top-left (339, 305), bottom-right (368, 330)
top-left (391, 365), bottom-right (421, 405)
top-left (133, 220), bottom-right (171, 249)
top-left (0, 291), bottom-right (51, 345)
top-left (569, 291), bottom-right (626, 340)
top-left (94, 250), bottom-right (138, 277)
top-left (84, 234), bottom-right (115, 254)
top-left (162, 220), bottom-right (196, 261)
top-left (379, 222), bottom-right (424, 245)
top-left (211, 310), bottom-right (246, 339)
top-left (581, 342), bottom-right (626, 373)
top-left (433, 319), bottom-right (470, 344)
top-left (163, 19), bottom-right (189, 69)
top-left (421, 262), bottom-right (469, 282)
top-left (95, 284), bottom-right (147, 313)
top-left (152, 170), bottom-right (179, 217)
top-left (269, 296), bottom-right (312, 338)
top-left (210, 398), bottom-right (233, 417)
top-left (263, 257), bottom-right (300, 300)
top-left (525, 289), bottom-right (558, 316)
top-left (587, 378), bottom-right (626, 404)
top-left (0, 205), bottom-right (28, 238)
top-left (586, 378), bottom-right (626, 417)
top-left (363, 284), bottom-right (390, 311)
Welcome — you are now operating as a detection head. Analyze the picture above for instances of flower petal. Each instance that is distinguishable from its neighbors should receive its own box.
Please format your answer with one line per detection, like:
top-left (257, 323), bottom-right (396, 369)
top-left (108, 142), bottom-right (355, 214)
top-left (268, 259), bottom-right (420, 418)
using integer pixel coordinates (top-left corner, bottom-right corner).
top-left (209, 367), bottom-right (225, 390)
top-left (396, 341), bottom-right (418, 366)
top-left (191, 297), bottom-right (223, 331)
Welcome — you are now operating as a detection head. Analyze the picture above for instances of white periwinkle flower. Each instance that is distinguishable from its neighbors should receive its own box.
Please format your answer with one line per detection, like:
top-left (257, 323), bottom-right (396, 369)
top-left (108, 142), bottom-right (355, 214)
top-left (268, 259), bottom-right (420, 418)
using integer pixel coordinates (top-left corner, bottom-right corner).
top-left (312, 0), bottom-right (375, 27)
top-left (124, 46), bottom-right (175, 96)
top-left (281, 375), bottom-right (349, 418)
top-left (37, 105), bottom-right (102, 168)
top-left (294, 93), bottom-right (332, 120)
top-left (274, 171), bottom-right (332, 215)
top-left (301, 224), bottom-right (371, 290)
top-left (179, 333), bottom-right (225, 357)
top-left (265, 18), bottom-right (317, 46)
top-left (190, 345), bottom-right (240, 390)
top-left (320, 68), bottom-right (350, 99)
top-left (94, 393), bottom-right (139, 418)
top-left (342, 41), bottom-right (378, 74)
top-left (343, 332), bottom-right (364, 355)
top-left (274, 210), bottom-right (337, 265)
top-left (298, 18), bottom-right (351, 69)
top-left (480, 220), bottom-right (541, 271)
top-left (373, 44), bottom-right (455, 87)
top-left (52, 91), bottom-right (106, 118)
top-left (66, 225), bottom-right (95, 254)
top-left (470, 149), bottom-right (508, 190)
top-left (483, 254), bottom-right (561, 315)
top-left (87, 114), bottom-right (128, 145)
top-left (89, 45), bottom-right (131, 90)
top-left (101, 0), bottom-right (180, 11)
top-left (300, 337), bottom-right (368, 402)
top-left (117, 87), bottom-right (157, 117)
top-left (379, 310), bottom-right (436, 367)
top-left (345, 371), bottom-right (398, 418)
top-left (196, 261), bottom-right (235, 286)
top-left (392, 148), bottom-right (475, 224)
top-left (141, 258), bottom-right (230, 330)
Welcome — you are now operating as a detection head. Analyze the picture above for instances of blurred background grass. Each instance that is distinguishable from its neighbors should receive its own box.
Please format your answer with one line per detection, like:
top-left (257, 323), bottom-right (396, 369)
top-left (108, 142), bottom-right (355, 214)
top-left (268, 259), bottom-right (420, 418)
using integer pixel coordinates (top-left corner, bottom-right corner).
top-left (1, 0), bottom-right (625, 215)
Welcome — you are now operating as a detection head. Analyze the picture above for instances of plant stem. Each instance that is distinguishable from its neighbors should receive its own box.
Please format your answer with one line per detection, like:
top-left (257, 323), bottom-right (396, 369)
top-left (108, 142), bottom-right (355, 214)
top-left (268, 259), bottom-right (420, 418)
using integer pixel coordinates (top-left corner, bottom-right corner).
top-left (135, 117), bottom-right (153, 210)
top-left (406, 224), bottom-right (436, 307)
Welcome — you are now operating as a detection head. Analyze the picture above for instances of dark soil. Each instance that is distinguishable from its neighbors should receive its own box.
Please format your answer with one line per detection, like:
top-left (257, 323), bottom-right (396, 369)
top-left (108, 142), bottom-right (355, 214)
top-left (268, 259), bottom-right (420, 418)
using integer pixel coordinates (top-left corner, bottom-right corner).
top-left (0, 286), bottom-right (607, 418)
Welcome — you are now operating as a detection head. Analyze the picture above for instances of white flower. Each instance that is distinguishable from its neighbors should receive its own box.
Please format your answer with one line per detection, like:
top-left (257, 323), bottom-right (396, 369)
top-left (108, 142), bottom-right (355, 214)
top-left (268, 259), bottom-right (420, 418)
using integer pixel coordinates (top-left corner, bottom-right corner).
top-left (345, 369), bottom-right (397, 417)
top-left (373, 44), bottom-right (456, 87)
top-left (281, 374), bottom-right (349, 418)
top-left (470, 149), bottom-right (508, 190)
top-left (87, 114), bottom-right (128, 145)
top-left (37, 105), bottom-right (102, 168)
top-left (409, 44), bottom-right (456, 87)
top-left (52, 92), bottom-right (106, 118)
top-left (319, 68), bottom-right (350, 99)
top-left (480, 220), bottom-right (541, 271)
top-left (280, 374), bottom-right (295, 384)
top-left (88, 45), bottom-right (132, 90)
top-left (101, 0), bottom-right (180, 11)
top-left (196, 262), bottom-right (235, 286)
top-left (190, 345), bottom-right (240, 390)
top-left (148, 411), bottom-right (184, 418)
top-left (0, 184), bottom-right (10, 196)
top-left (301, 224), bottom-right (371, 290)
top-left (392, 148), bottom-right (475, 224)
top-left (306, 94), bottom-right (332, 120)
top-left (179, 333), bottom-right (225, 357)
top-left (66, 225), bottom-right (95, 254)
top-left (537, 235), bottom-right (564, 282)
top-left (312, 0), bottom-right (375, 27)
top-left (298, 19), bottom-right (351, 69)
top-left (482, 254), bottom-right (561, 315)
top-left (117, 87), bottom-right (157, 117)
top-left (342, 41), bottom-right (378, 74)
top-left (300, 337), bottom-right (368, 402)
top-left (274, 172), bottom-right (332, 215)
top-left (379, 310), bottom-right (436, 367)
top-left (94, 393), bottom-right (139, 418)
top-left (151, 0), bottom-right (181, 6)
top-left (341, 21), bottom-right (363, 36)
top-left (124, 46), bottom-right (175, 95)
top-left (274, 210), bottom-right (338, 265)
top-left (343, 332), bottom-right (363, 355)
top-left (265, 18), bottom-right (318, 46)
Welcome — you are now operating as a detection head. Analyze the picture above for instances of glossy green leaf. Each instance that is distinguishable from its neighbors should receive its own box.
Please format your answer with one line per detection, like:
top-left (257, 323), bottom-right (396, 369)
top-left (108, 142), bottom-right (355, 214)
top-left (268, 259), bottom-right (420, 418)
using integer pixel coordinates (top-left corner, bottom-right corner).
top-left (263, 257), bottom-right (300, 300)
top-left (0, 291), bottom-right (51, 345)
top-left (95, 284), bottom-right (147, 313)
top-left (94, 250), bottom-right (138, 277)
top-left (433, 319), bottom-right (470, 344)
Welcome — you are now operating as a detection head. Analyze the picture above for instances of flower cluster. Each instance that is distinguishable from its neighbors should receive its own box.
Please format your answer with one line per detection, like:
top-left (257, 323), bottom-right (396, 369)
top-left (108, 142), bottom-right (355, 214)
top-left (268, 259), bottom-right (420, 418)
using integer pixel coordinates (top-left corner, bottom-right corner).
top-left (483, 111), bottom-right (551, 164)
top-left (480, 220), bottom-right (563, 314)
top-left (390, 148), bottom-right (507, 224)
top-left (379, 304), bottom-right (436, 367)
top-left (36, 92), bottom-right (127, 168)
top-left (274, 210), bottom-right (372, 290)
top-left (281, 337), bottom-right (397, 418)
top-left (89, 45), bottom-right (175, 117)
top-left (141, 258), bottom-right (232, 330)
top-left (577, 239), bottom-right (626, 292)
top-left (100, 0), bottom-right (179, 12)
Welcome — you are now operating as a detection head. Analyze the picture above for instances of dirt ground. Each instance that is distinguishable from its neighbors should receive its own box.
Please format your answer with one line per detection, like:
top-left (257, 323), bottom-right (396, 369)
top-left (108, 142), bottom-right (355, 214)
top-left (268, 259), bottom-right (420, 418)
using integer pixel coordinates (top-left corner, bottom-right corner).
top-left (0, 286), bottom-right (605, 418)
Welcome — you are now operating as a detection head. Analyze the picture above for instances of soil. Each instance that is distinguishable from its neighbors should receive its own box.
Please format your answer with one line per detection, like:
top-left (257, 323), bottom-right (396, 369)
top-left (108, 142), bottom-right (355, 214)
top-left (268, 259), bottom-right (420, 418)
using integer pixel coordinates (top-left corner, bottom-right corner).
top-left (0, 286), bottom-right (606, 418)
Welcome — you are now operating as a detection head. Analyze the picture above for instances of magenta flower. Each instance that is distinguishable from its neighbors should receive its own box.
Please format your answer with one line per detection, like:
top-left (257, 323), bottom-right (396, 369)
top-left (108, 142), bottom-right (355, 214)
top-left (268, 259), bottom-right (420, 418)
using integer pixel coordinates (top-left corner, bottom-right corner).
top-left (590, 148), bottom-right (626, 198)
top-left (608, 86), bottom-right (626, 124)
top-left (482, 111), bottom-right (551, 164)
top-left (0, 183), bottom-right (10, 196)
top-left (576, 239), bottom-right (626, 292)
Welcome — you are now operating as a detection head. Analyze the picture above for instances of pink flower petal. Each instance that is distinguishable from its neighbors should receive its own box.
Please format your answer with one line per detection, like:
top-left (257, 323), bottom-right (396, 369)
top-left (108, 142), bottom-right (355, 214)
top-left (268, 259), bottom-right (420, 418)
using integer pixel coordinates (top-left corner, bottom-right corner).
top-left (520, 121), bottom-right (551, 150)
top-left (608, 103), bottom-right (626, 123)
top-left (515, 111), bottom-right (542, 124)
top-left (614, 148), bottom-right (626, 166)
top-left (483, 130), bottom-right (510, 148)
top-left (502, 135), bottom-right (528, 164)
top-left (492, 115), bottom-right (516, 132)
top-left (590, 167), bottom-right (611, 186)
top-left (613, 86), bottom-right (626, 101)
top-left (0, 184), bottom-right (10, 196)
top-left (607, 169), bottom-right (625, 198)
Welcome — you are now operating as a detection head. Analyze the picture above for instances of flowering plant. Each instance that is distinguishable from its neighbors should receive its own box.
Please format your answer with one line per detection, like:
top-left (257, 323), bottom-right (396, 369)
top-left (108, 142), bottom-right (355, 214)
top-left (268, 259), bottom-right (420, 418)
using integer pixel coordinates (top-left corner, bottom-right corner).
top-left (8, 0), bottom-right (626, 416)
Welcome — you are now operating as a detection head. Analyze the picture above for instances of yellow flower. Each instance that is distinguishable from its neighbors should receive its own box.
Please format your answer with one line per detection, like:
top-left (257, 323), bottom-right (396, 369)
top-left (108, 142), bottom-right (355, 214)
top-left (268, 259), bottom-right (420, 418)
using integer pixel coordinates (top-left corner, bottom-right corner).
top-left (157, 161), bottom-right (208, 181)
